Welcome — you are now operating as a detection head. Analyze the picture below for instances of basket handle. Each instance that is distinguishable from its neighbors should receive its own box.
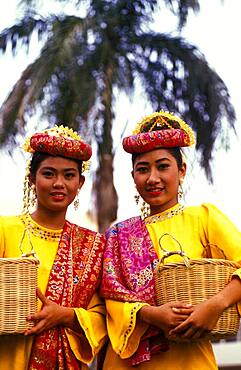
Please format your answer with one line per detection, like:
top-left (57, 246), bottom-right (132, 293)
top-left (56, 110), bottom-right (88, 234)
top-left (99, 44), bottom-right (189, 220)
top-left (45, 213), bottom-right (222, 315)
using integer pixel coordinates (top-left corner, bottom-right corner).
top-left (203, 243), bottom-right (227, 259)
top-left (19, 228), bottom-right (37, 258)
top-left (158, 233), bottom-right (190, 267)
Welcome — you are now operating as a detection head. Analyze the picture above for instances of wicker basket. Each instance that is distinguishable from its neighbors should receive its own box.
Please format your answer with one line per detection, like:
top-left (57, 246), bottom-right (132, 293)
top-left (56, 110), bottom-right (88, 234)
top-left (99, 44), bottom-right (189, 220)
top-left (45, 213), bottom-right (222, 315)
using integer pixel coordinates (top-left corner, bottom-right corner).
top-left (155, 233), bottom-right (241, 341)
top-left (0, 229), bottom-right (39, 335)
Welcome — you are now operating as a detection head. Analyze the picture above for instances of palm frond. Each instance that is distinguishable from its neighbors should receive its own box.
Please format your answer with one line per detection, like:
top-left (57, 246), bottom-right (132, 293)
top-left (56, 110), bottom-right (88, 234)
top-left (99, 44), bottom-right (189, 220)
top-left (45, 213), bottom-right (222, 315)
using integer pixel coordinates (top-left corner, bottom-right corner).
top-left (160, 0), bottom-right (200, 29)
top-left (0, 16), bottom-right (48, 54)
top-left (0, 15), bottom-right (90, 144)
top-left (132, 32), bottom-right (235, 179)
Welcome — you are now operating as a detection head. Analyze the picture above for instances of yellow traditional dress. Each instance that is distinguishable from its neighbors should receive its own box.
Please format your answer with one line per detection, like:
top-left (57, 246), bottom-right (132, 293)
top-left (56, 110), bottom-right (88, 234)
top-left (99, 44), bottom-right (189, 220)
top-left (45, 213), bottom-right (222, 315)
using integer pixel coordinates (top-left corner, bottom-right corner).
top-left (101, 203), bottom-right (241, 370)
top-left (0, 214), bottom-right (107, 370)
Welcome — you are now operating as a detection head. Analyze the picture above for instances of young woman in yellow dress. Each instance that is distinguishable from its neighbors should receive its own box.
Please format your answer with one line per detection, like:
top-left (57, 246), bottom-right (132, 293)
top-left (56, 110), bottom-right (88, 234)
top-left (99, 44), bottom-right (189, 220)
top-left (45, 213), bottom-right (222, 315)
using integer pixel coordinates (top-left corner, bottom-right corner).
top-left (0, 126), bottom-right (107, 369)
top-left (100, 111), bottom-right (241, 370)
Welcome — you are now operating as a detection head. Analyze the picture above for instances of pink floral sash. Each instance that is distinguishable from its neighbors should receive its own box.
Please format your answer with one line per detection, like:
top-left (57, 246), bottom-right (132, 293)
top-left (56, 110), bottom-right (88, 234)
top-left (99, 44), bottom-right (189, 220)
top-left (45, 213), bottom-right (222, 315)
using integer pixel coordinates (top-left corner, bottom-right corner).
top-left (100, 216), bottom-right (169, 366)
top-left (28, 221), bottom-right (105, 369)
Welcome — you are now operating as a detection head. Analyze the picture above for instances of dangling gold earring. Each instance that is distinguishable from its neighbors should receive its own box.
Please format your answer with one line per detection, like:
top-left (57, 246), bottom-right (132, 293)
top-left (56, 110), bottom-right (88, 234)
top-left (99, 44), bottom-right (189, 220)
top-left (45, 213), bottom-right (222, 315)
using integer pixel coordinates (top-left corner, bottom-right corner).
top-left (140, 201), bottom-right (150, 220)
top-left (74, 190), bottom-right (80, 210)
top-left (134, 188), bottom-right (150, 219)
top-left (30, 184), bottom-right (37, 207)
top-left (22, 160), bottom-right (32, 214)
top-left (134, 193), bottom-right (140, 205)
top-left (178, 178), bottom-right (184, 200)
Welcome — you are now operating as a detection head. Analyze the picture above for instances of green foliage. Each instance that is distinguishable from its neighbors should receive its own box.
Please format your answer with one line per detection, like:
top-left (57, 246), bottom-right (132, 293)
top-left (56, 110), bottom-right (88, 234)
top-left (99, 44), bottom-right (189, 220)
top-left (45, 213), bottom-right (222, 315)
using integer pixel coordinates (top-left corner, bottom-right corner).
top-left (0, 0), bottom-right (236, 183)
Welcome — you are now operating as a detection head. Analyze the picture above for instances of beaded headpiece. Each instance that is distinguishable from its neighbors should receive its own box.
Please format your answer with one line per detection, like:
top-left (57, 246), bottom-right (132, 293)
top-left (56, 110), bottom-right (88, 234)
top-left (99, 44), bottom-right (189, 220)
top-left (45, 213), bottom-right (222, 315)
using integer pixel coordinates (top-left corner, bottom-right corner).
top-left (23, 125), bottom-right (92, 162)
top-left (122, 111), bottom-right (195, 153)
top-left (22, 125), bottom-right (92, 213)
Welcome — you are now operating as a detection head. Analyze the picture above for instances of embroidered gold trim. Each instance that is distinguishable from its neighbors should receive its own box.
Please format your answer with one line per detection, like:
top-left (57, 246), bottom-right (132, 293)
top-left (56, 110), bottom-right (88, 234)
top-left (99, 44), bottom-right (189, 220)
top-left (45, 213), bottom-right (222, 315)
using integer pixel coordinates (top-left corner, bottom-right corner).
top-left (20, 213), bottom-right (62, 242)
top-left (144, 204), bottom-right (184, 224)
top-left (121, 302), bottom-right (141, 354)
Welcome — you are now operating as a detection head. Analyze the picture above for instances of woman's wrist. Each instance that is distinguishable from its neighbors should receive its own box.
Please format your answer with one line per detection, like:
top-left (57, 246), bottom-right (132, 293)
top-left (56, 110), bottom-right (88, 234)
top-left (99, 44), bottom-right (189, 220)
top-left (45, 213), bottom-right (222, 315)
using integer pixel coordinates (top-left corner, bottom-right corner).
top-left (60, 307), bottom-right (85, 335)
top-left (61, 307), bottom-right (75, 326)
top-left (209, 277), bottom-right (241, 312)
top-left (138, 305), bottom-right (153, 325)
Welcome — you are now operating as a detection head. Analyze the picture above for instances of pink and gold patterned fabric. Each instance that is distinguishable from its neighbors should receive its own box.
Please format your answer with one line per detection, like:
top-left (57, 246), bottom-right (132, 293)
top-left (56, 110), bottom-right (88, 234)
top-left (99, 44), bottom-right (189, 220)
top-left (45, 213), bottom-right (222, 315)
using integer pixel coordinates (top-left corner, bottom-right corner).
top-left (123, 129), bottom-right (191, 153)
top-left (101, 216), bottom-right (157, 303)
top-left (100, 216), bottom-right (168, 366)
top-left (122, 111), bottom-right (195, 153)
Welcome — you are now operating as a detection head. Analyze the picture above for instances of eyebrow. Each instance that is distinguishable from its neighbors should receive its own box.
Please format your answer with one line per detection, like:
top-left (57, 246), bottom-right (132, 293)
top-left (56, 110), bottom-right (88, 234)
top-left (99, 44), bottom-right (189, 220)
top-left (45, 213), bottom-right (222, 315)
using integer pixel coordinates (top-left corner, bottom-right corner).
top-left (135, 157), bottom-right (171, 166)
top-left (40, 166), bottom-right (78, 171)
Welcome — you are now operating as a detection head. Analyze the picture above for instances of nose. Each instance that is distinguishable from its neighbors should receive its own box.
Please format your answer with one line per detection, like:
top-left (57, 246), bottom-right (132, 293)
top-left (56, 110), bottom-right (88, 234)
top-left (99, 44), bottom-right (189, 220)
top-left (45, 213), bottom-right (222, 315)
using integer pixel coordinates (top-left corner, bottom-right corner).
top-left (146, 168), bottom-right (160, 185)
top-left (53, 175), bottom-right (65, 189)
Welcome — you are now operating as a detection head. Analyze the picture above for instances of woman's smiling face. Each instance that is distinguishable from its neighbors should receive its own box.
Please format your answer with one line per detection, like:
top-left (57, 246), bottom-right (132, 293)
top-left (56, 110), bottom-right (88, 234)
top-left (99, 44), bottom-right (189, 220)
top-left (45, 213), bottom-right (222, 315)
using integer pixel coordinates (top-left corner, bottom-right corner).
top-left (132, 148), bottom-right (186, 215)
top-left (32, 156), bottom-right (84, 214)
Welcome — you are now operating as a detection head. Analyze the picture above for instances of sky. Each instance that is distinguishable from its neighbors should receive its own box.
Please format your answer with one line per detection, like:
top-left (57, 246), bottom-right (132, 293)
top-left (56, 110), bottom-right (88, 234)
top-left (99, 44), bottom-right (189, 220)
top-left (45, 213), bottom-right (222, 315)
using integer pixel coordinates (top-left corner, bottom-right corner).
top-left (0, 0), bottom-right (241, 231)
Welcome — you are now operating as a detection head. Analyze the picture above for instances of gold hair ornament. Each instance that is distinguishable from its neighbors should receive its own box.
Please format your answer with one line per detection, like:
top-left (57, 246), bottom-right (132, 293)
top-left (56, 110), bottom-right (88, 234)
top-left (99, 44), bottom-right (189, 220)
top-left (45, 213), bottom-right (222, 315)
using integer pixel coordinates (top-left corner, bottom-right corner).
top-left (132, 111), bottom-right (196, 146)
top-left (22, 159), bottom-right (32, 214)
top-left (22, 125), bottom-right (82, 153)
top-left (22, 125), bottom-right (91, 173)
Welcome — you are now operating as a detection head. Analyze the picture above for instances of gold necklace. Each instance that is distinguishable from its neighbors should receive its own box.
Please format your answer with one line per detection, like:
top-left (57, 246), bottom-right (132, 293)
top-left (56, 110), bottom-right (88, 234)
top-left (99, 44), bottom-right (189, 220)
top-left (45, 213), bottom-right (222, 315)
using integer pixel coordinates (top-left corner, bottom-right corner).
top-left (20, 213), bottom-right (62, 242)
top-left (144, 204), bottom-right (184, 224)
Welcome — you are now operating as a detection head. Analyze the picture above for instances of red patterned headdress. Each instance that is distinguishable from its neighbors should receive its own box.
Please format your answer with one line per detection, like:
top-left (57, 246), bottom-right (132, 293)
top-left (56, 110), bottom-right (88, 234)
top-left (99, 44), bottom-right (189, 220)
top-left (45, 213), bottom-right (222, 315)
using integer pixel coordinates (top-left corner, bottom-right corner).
top-left (23, 125), bottom-right (92, 163)
top-left (22, 125), bottom-right (92, 214)
top-left (122, 111), bottom-right (195, 153)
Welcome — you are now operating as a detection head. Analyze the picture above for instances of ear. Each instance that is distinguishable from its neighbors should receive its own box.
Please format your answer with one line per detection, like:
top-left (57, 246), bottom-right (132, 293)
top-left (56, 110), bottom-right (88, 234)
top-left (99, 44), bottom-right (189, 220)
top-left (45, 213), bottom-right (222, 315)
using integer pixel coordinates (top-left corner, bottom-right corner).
top-left (78, 175), bottom-right (85, 190)
top-left (29, 174), bottom-right (36, 186)
top-left (179, 162), bottom-right (187, 181)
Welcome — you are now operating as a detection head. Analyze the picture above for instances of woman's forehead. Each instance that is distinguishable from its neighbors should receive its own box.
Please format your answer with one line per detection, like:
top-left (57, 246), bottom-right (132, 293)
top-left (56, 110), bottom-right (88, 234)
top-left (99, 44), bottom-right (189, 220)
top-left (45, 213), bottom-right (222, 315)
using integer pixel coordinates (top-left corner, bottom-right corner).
top-left (38, 155), bottom-right (79, 169)
top-left (134, 148), bottom-right (174, 163)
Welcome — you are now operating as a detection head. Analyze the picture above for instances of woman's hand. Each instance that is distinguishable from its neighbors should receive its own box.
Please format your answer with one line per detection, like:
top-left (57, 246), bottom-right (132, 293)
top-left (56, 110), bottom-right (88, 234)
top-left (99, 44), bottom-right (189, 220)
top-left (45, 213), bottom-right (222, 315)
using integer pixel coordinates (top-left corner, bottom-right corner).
top-left (24, 288), bottom-right (77, 336)
top-left (168, 299), bottom-right (223, 340)
top-left (138, 302), bottom-right (193, 337)
top-left (169, 277), bottom-right (241, 340)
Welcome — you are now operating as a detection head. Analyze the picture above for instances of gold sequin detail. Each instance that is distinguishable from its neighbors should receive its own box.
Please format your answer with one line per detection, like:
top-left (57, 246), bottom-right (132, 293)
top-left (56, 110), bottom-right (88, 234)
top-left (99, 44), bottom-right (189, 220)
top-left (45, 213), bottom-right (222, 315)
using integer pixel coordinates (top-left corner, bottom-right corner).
top-left (20, 213), bottom-right (62, 242)
top-left (144, 204), bottom-right (184, 224)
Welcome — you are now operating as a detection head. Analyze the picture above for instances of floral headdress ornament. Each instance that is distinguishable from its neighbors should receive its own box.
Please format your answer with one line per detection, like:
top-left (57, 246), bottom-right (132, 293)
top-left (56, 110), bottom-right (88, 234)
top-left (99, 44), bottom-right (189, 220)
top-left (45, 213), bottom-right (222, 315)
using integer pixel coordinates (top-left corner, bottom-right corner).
top-left (22, 125), bottom-right (92, 165)
top-left (122, 111), bottom-right (195, 153)
top-left (22, 125), bottom-right (92, 213)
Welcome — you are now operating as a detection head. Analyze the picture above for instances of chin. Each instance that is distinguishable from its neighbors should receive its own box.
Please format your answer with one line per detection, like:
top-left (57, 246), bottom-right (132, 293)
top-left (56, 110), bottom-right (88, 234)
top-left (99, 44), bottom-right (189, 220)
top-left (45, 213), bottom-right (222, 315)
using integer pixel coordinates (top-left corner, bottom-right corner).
top-left (47, 203), bottom-right (68, 212)
top-left (148, 200), bottom-right (164, 208)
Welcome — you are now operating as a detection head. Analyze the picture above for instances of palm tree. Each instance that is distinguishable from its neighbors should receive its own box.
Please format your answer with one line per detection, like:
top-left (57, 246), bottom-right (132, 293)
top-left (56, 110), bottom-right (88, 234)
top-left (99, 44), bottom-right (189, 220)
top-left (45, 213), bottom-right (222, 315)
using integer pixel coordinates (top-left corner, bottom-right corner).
top-left (0, 0), bottom-right (236, 232)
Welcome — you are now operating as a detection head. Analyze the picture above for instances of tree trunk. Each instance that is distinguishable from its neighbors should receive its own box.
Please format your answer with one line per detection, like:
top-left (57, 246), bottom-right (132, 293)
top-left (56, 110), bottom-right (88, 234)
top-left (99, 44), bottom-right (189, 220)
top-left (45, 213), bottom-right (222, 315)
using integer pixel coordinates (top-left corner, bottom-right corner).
top-left (95, 152), bottom-right (118, 233)
top-left (95, 62), bottom-right (118, 233)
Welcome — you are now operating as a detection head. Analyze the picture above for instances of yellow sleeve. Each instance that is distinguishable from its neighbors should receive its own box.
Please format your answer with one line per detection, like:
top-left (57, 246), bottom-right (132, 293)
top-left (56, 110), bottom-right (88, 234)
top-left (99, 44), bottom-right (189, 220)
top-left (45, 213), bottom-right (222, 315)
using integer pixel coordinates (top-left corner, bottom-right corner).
top-left (201, 203), bottom-right (241, 261)
top-left (201, 203), bottom-right (241, 269)
top-left (65, 293), bottom-right (107, 364)
top-left (0, 216), bottom-right (4, 257)
top-left (201, 204), bottom-right (241, 315)
top-left (106, 299), bottom-right (149, 359)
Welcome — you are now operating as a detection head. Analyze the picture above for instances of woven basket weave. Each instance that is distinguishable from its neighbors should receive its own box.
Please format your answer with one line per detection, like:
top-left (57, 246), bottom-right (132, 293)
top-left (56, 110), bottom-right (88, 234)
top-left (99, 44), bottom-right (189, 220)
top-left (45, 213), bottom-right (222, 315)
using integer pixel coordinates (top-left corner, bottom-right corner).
top-left (155, 233), bottom-right (241, 341)
top-left (0, 256), bottom-right (39, 335)
top-left (0, 229), bottom-right (39, 335)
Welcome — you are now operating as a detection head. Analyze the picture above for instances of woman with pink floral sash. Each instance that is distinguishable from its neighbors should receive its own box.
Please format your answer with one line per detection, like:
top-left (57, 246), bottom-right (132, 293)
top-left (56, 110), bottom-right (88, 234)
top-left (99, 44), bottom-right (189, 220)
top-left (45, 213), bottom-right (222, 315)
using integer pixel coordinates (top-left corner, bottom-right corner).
top-left (100, 111), bottom-right (241, 370)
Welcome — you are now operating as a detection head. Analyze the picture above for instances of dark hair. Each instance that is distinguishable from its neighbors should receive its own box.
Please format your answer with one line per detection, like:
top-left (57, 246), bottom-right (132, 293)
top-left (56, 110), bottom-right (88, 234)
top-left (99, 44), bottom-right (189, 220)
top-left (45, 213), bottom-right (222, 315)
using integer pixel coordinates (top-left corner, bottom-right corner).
top-left (29, 152), bottom-right (83, 178)
top-left (132, 147), bottom-right (184, 170)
